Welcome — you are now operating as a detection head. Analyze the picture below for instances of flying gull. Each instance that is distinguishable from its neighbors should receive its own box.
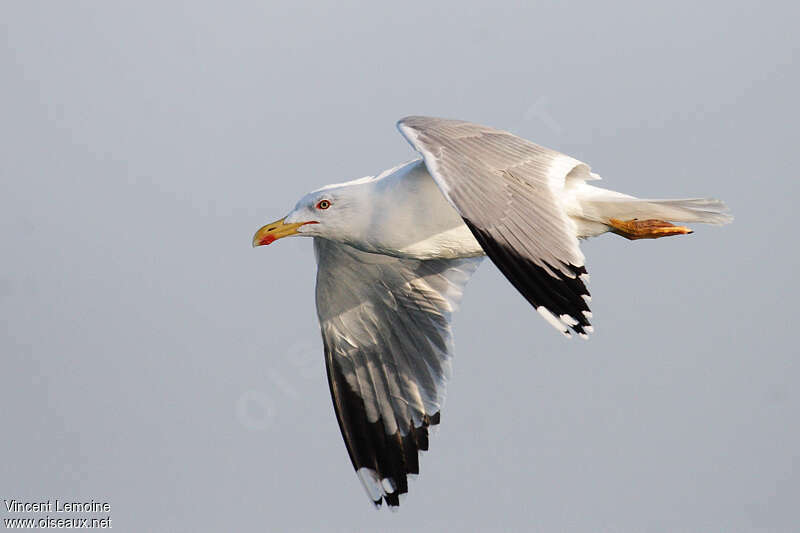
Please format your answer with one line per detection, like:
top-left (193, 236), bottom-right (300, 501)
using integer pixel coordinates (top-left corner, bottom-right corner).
top-left (252, 116), bottom-right (732, 507)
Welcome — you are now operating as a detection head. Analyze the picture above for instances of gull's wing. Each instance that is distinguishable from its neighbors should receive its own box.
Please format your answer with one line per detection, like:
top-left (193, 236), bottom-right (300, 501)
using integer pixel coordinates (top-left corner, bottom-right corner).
top-left (398, 116), bottom-right (593, 337)
top-left (314, 237), bottom-right (481, 507)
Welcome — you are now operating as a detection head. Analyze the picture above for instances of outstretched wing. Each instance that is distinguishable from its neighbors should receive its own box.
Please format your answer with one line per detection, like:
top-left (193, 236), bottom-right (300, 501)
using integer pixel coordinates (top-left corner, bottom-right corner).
top-left (398, 116), bottom-right (593, 337)
top-left (314, 237), bottom-right (481, 507)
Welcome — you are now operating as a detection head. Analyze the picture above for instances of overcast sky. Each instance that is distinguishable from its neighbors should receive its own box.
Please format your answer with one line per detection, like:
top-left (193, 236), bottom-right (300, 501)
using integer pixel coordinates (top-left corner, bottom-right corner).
top-left (1, 1), bottom-right (798, 531)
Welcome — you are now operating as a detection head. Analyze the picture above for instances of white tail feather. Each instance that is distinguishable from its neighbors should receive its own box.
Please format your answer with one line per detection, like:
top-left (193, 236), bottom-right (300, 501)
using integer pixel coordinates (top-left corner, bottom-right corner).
top-left (569, 184), bottom-right (733, 238)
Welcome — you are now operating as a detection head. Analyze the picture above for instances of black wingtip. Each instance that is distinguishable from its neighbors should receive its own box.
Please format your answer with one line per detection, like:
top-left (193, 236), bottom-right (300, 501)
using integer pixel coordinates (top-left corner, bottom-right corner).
top-left (463, 218), bottom-right (592, 336)
top-left (326, 341), bottom-right (443, 510)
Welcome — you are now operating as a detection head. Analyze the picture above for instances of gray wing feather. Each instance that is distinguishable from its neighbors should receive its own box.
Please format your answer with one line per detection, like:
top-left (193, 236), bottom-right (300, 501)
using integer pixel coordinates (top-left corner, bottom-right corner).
top-left (314, 237), bottom-right (481, 507)
top-left (397, 116), bottom-right (593, 337)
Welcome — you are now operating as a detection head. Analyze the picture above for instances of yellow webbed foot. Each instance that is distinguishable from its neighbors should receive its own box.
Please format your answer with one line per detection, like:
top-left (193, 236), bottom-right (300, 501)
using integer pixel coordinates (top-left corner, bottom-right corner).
top-left (608, 218), bottom-right (693, 240)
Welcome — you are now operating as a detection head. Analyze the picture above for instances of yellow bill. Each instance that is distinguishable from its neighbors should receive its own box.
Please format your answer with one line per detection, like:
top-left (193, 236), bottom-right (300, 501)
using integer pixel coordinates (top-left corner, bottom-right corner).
top-left (252, 217), bottom-right (316, 247)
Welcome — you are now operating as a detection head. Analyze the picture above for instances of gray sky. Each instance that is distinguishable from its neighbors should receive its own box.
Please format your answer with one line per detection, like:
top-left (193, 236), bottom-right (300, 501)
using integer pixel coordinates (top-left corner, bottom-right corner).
top-left (1, 1), bottom-right (798, 531)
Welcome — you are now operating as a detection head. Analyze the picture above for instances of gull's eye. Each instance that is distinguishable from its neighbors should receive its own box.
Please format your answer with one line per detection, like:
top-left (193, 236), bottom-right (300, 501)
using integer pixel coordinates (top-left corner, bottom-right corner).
top-left (316, 199), bottom-right (331, 210)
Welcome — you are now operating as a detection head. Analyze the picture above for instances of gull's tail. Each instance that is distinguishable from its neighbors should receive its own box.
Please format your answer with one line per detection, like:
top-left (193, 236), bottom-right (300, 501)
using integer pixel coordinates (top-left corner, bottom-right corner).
top-left (569, 182), bottom-right (733, 239)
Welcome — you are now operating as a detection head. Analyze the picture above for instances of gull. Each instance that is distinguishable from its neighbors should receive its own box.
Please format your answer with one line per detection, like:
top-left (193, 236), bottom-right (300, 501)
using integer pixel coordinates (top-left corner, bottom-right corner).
top-left (252, 116), bottom-right (732, 507)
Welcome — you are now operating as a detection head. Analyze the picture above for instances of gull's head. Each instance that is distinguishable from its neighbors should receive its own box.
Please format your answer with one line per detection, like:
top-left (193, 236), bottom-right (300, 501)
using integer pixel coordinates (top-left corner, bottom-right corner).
top-left (252, 184), bottom-right (369, 248)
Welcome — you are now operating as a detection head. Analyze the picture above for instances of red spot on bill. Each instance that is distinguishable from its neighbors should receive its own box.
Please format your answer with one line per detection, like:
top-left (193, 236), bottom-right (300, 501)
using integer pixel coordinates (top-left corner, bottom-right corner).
top-left (258, 234), bottom-right (277, 246)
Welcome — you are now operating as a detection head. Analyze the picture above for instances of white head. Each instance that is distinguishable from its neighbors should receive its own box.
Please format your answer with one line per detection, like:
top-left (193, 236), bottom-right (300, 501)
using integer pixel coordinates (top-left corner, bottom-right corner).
top-left (252, 180), bottom-right (373, 248)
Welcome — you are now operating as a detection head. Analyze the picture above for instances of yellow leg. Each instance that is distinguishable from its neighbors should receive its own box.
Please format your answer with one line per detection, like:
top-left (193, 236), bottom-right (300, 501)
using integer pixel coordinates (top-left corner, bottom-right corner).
top-left (608, 218), bottom-right (693, 240)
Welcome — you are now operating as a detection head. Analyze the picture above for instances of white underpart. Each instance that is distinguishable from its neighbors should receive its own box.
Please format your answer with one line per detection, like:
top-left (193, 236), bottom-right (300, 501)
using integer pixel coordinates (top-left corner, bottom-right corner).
top-left (396, 224), bottom-right (480, 259)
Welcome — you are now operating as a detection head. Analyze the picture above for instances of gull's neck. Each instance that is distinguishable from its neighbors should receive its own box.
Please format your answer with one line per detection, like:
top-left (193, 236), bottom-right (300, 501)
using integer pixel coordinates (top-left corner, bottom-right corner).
top-left (341, 160), bottom-right (483, 260)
